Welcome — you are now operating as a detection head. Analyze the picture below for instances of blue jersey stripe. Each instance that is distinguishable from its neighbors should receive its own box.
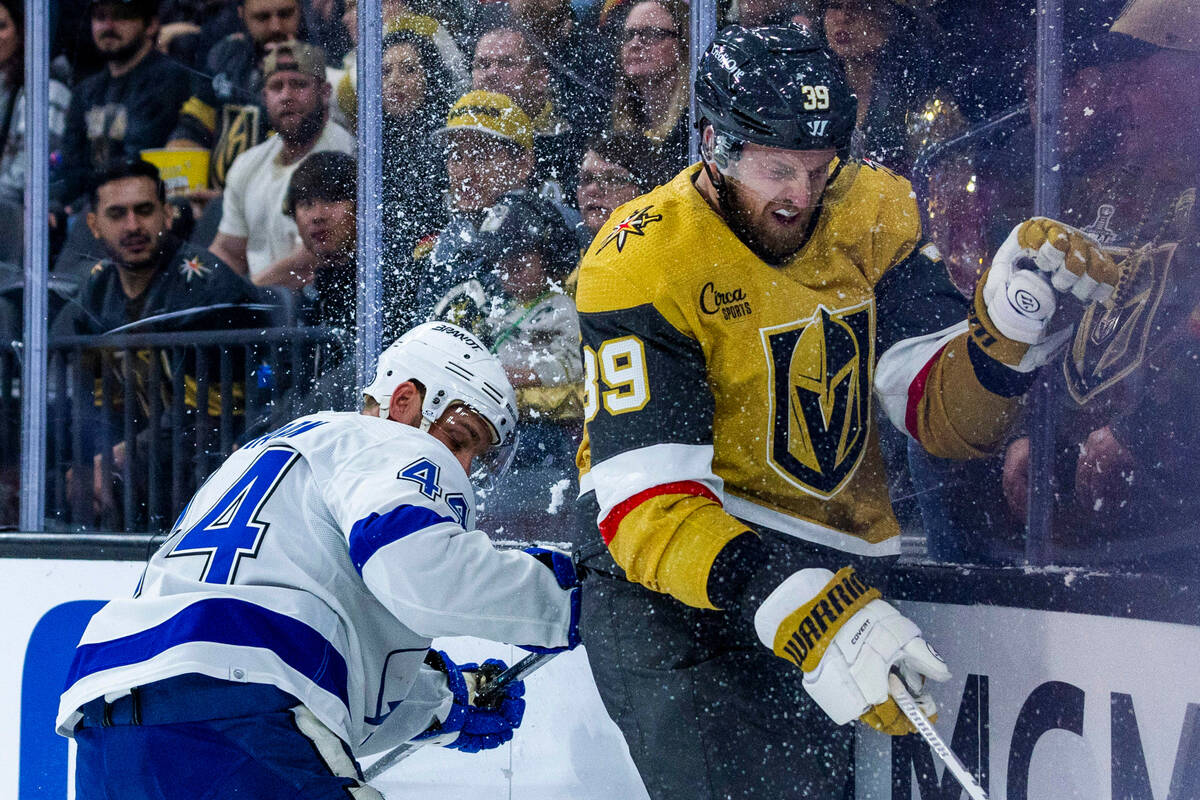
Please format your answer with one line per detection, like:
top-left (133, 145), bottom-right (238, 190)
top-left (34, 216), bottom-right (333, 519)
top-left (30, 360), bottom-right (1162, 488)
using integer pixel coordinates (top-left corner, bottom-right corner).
top-left (348, 504), bottom-right (456, 575)
top-left (64, 597), bottom-right (349, 706)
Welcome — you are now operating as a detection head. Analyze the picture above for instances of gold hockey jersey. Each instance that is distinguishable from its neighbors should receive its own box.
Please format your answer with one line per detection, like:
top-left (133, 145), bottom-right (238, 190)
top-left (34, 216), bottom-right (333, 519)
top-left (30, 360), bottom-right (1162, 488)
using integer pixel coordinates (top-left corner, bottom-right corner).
top-left (576, 163), bottom-right (1030, 609)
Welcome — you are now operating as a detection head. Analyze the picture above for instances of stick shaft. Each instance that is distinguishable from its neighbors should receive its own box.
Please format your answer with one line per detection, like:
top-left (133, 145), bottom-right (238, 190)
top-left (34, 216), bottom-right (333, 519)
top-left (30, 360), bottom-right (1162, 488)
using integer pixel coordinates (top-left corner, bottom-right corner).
top-left (888, 674), bottom-right (990, 800)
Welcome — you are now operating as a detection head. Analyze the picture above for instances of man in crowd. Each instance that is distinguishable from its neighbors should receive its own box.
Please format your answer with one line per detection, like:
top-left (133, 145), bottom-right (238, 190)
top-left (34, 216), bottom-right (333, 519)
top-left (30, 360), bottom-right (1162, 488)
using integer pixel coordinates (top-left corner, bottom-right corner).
top-left (415, 90), bottom-right (582, 316)
top-left (506, 0), bottom-right (611, 131)
top-left (244, 150), bottom-right (360, 430)
top-left (54, 0), bottom-right (192, 211)
top-left (67, 158), bottom-right (261, 524)
top-left (572, 25), bottom-right (1120, 798)
top-left (57, 321), bottom-right (582, 798)
top-left (166, 0), bottom-right (303, 191)
top-left (209, 41), bottom-right (355, 287)
top-left (575, 130), bottom-right (668, 239)
top-left (471, 24), bottom-right (583, 196)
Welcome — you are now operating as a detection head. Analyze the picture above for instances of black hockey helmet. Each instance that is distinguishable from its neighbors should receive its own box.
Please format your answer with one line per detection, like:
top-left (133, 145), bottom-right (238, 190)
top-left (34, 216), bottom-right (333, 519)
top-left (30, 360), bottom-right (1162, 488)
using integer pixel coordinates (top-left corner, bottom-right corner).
top-left (695, 24), bottom-right (857, 154)
top-left (474, 192), bottom-right (581, 283)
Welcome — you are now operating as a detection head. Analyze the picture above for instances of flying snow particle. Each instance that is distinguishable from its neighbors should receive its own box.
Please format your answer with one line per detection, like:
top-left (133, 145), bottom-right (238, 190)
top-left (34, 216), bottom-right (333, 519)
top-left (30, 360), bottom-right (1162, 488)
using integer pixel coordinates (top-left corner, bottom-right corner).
top-left (546, 478), bottom-right (571, 515)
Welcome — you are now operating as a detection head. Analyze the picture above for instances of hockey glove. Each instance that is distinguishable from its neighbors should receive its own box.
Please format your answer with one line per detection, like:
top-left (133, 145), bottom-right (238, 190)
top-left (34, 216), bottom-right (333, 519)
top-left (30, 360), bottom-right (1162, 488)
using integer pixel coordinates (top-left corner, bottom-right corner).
top-left (971, 217), bottom-right (1115, 370)
top-left (982, 218), bottom-right (1119, 339)
top-left (753, 567), bottom-right (950, 735)
top-left (1005, 217), bottom-right (1119, 304)
top-left (415, 649), bottom-right (527, 753)
top-left (520, 546), bottom-right (583, 653)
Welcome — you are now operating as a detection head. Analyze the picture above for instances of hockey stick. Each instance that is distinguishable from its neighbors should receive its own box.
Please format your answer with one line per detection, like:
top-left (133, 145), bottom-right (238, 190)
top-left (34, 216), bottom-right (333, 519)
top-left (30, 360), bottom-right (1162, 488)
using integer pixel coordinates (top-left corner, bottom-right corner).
top-left (363, 651), bottom-right (560, 782)
top-left (888, 672), bottom-right (990, 800)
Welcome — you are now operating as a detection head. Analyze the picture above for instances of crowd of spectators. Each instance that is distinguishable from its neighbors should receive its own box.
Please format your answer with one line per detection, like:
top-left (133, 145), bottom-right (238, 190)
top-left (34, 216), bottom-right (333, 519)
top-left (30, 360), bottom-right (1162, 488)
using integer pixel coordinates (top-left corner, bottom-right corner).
top-left (1, 0), bottom-right (1196, 572)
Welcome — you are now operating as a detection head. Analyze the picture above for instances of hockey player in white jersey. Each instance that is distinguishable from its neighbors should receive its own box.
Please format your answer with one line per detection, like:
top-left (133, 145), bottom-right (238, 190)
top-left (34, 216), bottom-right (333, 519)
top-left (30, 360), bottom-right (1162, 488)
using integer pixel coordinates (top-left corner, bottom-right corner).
top-left (56, 321), bottom-right (582, 799)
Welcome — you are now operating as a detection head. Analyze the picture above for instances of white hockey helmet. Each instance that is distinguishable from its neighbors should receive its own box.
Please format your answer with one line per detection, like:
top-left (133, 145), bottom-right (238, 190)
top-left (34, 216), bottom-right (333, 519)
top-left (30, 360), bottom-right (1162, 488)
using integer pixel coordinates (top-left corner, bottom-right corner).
top-left (364, 321), bottom-right (519, 481)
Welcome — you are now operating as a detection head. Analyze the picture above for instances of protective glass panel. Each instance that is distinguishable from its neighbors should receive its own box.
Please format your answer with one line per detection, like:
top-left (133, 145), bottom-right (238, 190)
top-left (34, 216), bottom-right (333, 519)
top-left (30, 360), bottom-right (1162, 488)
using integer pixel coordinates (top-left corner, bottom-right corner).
top-left (42, 0), bottom-right (355, 531)
top-left (1029, 14), bottom-right (1199, 573)
top-left (897, 1), bottom-right (1199, 577)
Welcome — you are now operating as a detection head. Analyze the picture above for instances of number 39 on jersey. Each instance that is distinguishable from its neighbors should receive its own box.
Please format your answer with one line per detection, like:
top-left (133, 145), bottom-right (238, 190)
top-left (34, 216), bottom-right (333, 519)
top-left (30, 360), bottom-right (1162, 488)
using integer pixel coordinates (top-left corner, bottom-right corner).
top-left (583, 336), bottom-right (651, 421)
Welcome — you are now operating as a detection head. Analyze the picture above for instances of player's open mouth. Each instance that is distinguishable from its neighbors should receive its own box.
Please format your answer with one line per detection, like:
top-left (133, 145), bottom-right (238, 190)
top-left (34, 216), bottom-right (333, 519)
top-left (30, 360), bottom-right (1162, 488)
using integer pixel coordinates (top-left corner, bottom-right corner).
top-left (772, 208), bottom-right (801, 223)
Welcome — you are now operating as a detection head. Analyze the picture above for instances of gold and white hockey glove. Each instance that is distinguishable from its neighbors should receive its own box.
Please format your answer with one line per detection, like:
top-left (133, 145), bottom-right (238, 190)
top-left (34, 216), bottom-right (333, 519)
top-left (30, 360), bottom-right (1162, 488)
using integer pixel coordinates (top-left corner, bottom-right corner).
top-left (973, 217), bottom-right (1117, 371)
top-left (982, 218), bottom-right (1121, 335)
top-left (753, 567), bottom-right (950, 735)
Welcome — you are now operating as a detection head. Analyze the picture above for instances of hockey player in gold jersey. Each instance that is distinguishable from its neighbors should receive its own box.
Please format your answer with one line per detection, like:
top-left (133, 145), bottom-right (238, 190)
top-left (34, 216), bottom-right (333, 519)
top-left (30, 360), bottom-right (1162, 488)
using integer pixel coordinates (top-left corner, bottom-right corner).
top-left (573, 24), bottom-right (1120, 799)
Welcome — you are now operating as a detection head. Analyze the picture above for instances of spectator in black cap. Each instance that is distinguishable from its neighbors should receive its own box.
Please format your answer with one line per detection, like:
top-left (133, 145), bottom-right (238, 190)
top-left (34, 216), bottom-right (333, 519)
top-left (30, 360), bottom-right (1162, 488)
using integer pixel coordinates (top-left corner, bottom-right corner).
top-left (575, 129), bottom-right (668, 238)
top-left (53, 0), bottom-right (192, 213)
top-left (209, 41), bottom-right (355, 288)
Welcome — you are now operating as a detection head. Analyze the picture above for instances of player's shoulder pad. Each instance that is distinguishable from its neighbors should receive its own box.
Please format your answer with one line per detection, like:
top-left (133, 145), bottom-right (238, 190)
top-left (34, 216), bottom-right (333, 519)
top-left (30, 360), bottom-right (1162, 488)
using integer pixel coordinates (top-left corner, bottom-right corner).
top-left (837, 160), bottom-right (919, 230)
top-left (824, 160), bottom-right (922, 283)
top-left (576, 165), bottom-right (705, 314)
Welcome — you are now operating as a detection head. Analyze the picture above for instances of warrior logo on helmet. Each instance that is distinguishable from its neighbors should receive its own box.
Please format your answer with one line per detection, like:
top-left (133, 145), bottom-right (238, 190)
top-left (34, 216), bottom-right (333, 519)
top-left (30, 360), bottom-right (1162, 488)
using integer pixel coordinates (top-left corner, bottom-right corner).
top-left (761, 301), bottom-right (874, 497)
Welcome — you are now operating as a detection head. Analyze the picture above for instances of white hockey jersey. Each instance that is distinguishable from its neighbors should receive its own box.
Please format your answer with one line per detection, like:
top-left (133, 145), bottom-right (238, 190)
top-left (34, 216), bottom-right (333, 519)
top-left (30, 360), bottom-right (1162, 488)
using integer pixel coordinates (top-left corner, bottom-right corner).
top-left (56, 412), bottom-right (576, 754)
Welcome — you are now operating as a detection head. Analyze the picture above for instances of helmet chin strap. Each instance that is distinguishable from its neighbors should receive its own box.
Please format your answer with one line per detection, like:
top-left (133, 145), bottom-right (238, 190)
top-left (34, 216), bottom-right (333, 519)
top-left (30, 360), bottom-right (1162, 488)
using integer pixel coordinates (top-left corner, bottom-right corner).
top-left (700, 153), bottom-right (737, 222)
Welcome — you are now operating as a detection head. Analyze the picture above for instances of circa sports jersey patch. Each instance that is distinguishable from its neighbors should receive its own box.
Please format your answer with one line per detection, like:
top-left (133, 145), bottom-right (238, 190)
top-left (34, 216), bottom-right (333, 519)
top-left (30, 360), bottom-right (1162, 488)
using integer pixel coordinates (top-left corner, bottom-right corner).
top-left (760, 300), bottom-right (875, 498)
top-left (596, 205), bottom-right (663, 254)
top-left (179, 255), bottom-right (211, 282)
top-left (699, 281), bottom-right (753, 320)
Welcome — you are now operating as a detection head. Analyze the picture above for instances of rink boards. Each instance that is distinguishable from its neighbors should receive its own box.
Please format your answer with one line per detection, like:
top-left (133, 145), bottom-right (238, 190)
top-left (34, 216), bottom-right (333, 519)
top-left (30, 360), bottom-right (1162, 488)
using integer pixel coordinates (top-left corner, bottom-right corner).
top-left (5, 555), bottom-right (1199, 799)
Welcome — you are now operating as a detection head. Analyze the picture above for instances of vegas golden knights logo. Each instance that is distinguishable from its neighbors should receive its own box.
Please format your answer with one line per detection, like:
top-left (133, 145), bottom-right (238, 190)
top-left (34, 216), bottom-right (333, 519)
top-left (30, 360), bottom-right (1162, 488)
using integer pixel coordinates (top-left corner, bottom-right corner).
top-left (213, 105), bottom-right (262, 188)
top-left (1065, 241), bottom-right (1176, 404)
top-left (761, 301), bottom-right (874, 498)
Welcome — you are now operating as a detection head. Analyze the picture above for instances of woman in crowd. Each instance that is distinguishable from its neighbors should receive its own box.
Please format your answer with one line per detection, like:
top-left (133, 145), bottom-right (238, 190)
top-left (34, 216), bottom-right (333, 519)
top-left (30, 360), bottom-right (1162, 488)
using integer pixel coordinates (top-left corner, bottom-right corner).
top-left (0, 0), bottom-right (70, 208)
top-left (818, 0), bottom-right (938, 172)
top-left (334, 0), bottom-right (467, 128)
top-left (380, 28), bottom-right (455, 335)
top-left (610, 0), bottom-right (689, 172)
top-left (575, 129), bottom-right (669, 238)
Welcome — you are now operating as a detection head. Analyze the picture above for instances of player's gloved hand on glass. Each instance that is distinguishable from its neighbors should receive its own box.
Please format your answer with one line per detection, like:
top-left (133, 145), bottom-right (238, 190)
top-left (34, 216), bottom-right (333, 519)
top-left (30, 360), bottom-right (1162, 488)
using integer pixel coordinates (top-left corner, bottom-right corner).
top-left (1002, 217), bottom-right (1120, 304)
top-left (982, 217), bottom-right (1119, 340)
top-left (416, 649), bottom-right (526, 753)
top-left (518, 546), bottom-right (583, 653)
top-left (971, 217), bottom-right (1116, 371)
top-left (753, 567), bottom-right (950, 735)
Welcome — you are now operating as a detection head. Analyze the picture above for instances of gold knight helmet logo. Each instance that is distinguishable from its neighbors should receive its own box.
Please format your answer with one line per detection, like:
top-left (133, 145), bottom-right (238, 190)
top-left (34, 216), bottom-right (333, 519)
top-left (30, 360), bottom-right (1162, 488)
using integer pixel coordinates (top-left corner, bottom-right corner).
top-left (761, 301), bottom-right (874, 497)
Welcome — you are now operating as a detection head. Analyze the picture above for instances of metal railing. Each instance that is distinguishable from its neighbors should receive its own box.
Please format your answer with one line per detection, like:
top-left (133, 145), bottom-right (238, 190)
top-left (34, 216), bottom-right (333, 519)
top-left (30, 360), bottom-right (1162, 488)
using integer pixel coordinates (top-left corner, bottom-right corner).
top-left (17, 326), bottom-right (350, 533)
